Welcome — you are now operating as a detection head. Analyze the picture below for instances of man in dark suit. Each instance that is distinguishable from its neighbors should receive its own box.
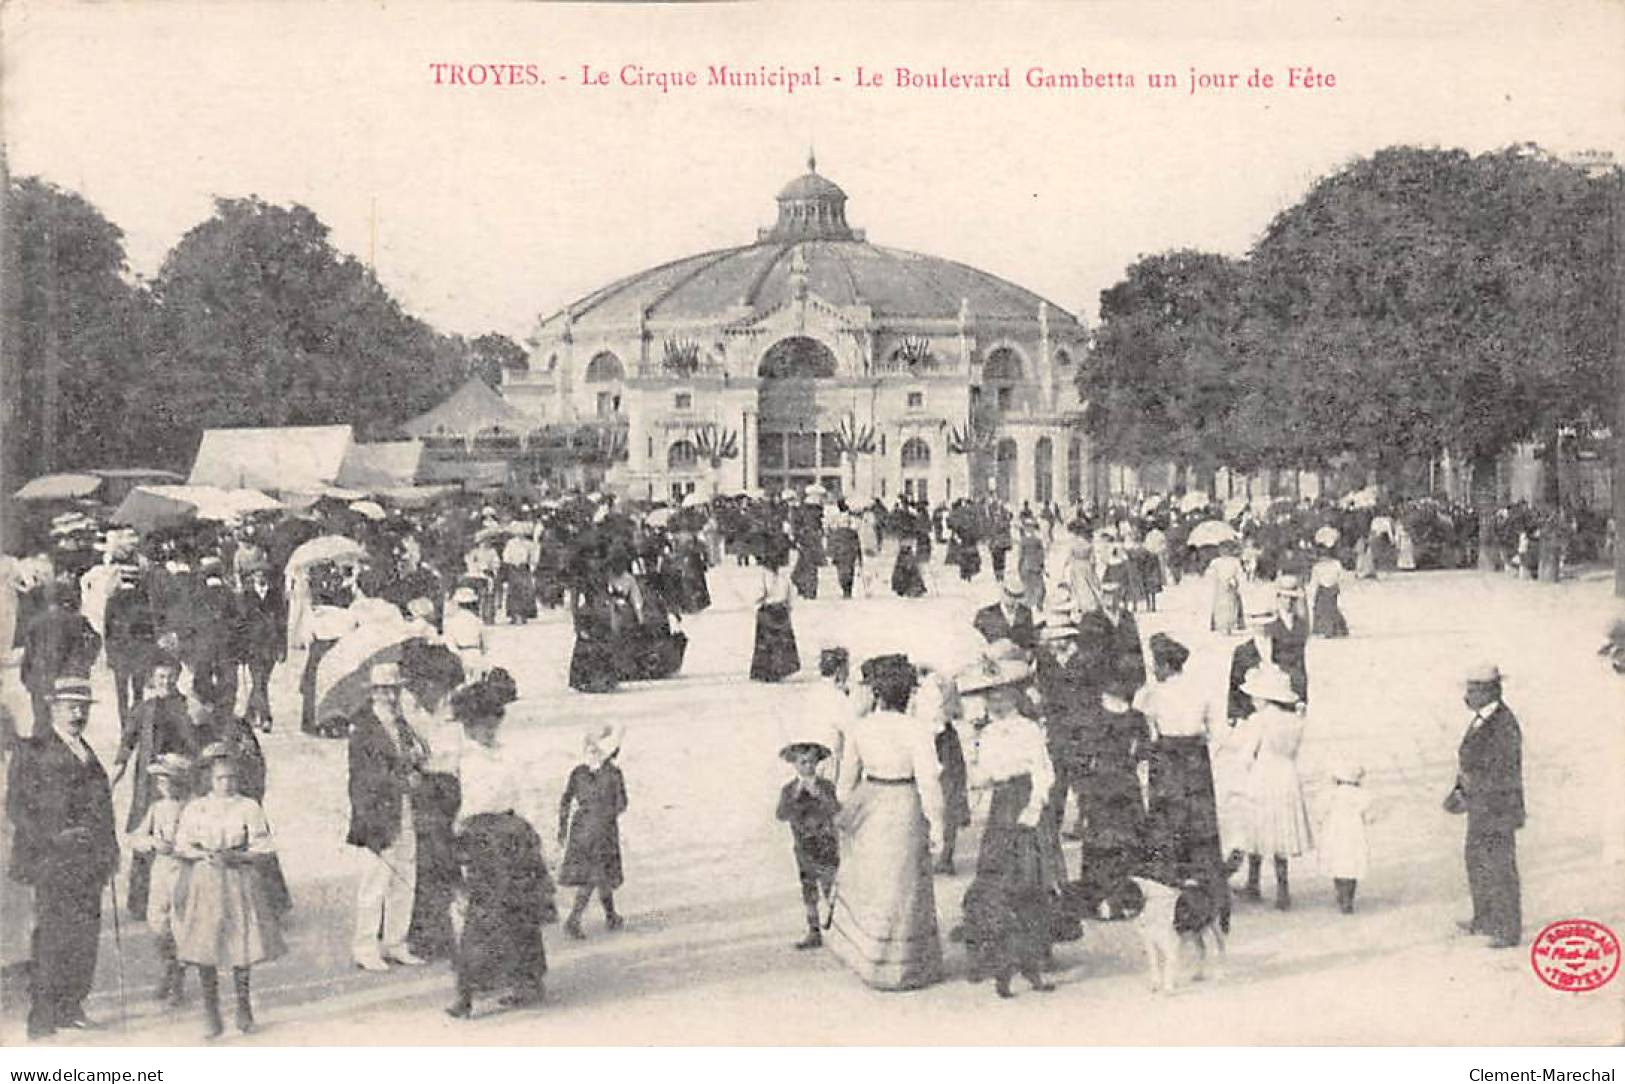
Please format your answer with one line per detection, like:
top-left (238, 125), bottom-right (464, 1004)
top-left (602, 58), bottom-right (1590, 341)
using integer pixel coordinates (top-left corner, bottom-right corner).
top-left (7, 678), bottom-right (119, 1039)
top-left (348, 662), bottom-right (428, 971)
top-left (1448, 663), bottom-right (1525, 949)
top-left (973, 578), bottom-right (1038, 655)
top-left (235, 564), bottom-right (286, 733)
top-left (826, 513), bottom-right (862, 599)
top-left (1227, 609), bottom-right (1277, 722)
top-left (1263, 574), bottom-right (1310, 705)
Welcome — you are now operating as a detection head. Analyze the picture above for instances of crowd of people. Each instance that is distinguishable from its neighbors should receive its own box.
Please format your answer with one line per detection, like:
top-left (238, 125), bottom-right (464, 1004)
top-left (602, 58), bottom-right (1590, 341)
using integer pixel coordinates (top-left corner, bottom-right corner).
top-left (0, 477), bottom-right (1607, 1038)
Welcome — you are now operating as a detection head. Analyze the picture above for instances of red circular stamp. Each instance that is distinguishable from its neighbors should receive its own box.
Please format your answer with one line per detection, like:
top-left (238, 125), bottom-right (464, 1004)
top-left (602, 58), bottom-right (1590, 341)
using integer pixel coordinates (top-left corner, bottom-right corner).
top-left (1530, 919), bottom-right (1620, 992)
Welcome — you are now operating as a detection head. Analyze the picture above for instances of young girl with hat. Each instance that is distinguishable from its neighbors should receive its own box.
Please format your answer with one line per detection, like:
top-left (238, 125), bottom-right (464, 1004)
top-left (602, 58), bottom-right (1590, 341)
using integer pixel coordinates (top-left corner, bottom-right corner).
top-left (127, 753), bottom-right (193, 1007)
top-left (776, 734), bottom-right (840, 949)
top-left (558, 724), bottom-right (629, 938)
top-left (1237, 665), bottom-right (1314, 910)
top-left (172, 743), bottom-right (285, 1037)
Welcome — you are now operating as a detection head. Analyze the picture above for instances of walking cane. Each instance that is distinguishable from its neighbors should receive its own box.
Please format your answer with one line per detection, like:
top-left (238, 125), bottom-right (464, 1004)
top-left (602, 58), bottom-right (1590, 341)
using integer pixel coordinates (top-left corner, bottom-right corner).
top-left (107, 879), bottom-right (129, 1032)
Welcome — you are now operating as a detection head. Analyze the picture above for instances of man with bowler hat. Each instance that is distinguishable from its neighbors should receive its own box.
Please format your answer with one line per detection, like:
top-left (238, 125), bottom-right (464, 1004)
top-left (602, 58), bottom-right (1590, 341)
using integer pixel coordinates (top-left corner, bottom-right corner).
top-left (1446, 663), bottom-right (1524, 949)
top-left (7, 678), bottom-right (119, 1039)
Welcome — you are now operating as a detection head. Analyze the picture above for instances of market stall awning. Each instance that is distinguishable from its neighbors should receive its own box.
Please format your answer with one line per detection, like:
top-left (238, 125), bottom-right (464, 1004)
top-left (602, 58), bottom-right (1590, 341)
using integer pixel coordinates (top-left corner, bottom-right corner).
top-left (336, 440), bottom-right (425, 490)
top-left (400, 378), bottom-right (534, 439)
top-left (111, 488), bottom-right (198, 532)
top-left (188, 425), bottom-right (353, 492)
top-left (14, 473), bottom-right (103, 501)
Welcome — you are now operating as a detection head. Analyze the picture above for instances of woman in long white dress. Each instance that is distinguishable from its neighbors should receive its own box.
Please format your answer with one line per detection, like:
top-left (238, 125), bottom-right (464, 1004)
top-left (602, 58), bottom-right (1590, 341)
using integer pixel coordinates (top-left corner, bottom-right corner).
top-left (826, 654), bottom-right (945, 990)
top-left (1208, 542), bottom-right (1245, 633)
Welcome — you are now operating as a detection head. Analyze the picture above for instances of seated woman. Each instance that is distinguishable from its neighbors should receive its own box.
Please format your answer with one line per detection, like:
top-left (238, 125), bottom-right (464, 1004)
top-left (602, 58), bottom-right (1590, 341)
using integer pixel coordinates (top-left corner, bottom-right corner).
top-left (446, 671), bottom-right (556, 1019)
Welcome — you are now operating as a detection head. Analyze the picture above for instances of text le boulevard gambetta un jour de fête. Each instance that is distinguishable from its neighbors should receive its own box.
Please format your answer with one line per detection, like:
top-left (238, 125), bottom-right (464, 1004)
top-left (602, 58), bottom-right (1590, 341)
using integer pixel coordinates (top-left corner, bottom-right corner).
top-left (425, 62), bottom-right (1338, 95)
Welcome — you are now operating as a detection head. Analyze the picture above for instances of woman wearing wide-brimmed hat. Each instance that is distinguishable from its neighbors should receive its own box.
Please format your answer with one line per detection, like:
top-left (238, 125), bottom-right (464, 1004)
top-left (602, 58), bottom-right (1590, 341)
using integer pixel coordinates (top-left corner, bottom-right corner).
top-left (172, 743), bottom-right (285, 1037)
top-left (445, 672), bottom-right (555, 1019)
top-left (957, 656), bottom-right (1061, 998)
top-left (1309, 539), bottom-right (1349, 638)
top-left (1237, 664), bottom-right (1314, 910)
top-left (826, 654), bottom-right (944, 990)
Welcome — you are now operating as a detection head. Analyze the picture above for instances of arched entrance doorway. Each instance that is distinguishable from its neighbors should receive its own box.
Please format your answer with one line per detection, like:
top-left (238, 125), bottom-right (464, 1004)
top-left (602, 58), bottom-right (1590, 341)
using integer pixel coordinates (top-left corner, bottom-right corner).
top-left (901, 437), bottom-right (931, 503)
top-left (757, 336), bottom-right (844, 498)
top-left (994, 438), bottom-right (1018, 504)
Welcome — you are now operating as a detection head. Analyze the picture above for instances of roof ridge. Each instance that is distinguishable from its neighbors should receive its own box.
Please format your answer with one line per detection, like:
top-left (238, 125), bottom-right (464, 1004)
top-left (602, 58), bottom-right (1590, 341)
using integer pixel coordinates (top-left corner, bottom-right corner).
top-left (565, 245), bottom-right (751, 323)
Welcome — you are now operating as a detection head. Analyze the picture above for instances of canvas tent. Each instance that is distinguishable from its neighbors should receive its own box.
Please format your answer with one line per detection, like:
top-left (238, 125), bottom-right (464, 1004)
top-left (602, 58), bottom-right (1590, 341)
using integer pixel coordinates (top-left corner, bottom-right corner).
top-left (336, 440), bottom-right (425, 490)
top-left (189, 425), bottom-right (353, 493)
top-left (400, 378), bottom-right (532, 439)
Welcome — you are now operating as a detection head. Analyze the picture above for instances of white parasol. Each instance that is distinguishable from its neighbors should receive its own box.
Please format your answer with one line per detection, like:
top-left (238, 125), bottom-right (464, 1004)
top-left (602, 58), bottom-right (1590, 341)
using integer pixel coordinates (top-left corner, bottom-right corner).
top-left (1187, 519), bottom-right (1239, 547)
top-left (1178, 491), bottom-right (1211, 513)
top-left (286, 534), bottom-right (366, 575)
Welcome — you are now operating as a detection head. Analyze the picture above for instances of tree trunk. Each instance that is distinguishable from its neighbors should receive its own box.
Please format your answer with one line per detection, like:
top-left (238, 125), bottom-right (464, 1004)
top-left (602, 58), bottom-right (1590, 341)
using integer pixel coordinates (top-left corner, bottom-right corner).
top-left (1538, 426), bottom-right (1562, 583)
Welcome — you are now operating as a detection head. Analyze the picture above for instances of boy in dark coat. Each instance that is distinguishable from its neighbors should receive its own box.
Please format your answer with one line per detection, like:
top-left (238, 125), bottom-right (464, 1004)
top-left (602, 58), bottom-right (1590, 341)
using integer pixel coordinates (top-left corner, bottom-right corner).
top-left (776, 740), bottom-right (839, 949)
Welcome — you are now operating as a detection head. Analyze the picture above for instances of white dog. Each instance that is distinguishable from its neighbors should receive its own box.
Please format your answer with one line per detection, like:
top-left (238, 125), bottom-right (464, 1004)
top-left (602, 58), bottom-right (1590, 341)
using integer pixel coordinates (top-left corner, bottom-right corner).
top-left (1127, 876), bottom-right (1226, 993)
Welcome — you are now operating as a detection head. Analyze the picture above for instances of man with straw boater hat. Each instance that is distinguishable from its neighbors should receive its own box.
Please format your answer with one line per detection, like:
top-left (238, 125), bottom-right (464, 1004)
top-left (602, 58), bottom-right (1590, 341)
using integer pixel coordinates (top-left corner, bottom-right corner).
top-left (347, 661), bottom-right (430, 972)
top-left (8, 677), bottom-right (119, 1039)
top-left (1445, 662), bottom-right (1524, 949)
top-left (973, 574), bottom-right (1039, 656)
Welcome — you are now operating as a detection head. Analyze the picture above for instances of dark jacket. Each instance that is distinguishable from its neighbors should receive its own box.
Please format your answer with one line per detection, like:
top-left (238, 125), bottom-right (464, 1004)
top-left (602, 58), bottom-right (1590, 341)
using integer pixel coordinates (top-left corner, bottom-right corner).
top-left (1455, 703), bottom-right (1525, 833)
top-left (1264, 614), bottom-right (1310, 703)
top-left (104, 582), bottom-right (158, 675)
top-left (234, 582), bottom-right (287, 665)
top-left (19, 605), bottom-right (101, 693)
top-left (973, 602), bottom-right (1037, 652)
top-left (1227, 639), bottom-right (1264, 721)
top-left (6, 730), bottom-right (119, 887)
top-left (346, 704), bottom-right (426, 853)
top-left (1075, 609), bottom-right (1146, 701)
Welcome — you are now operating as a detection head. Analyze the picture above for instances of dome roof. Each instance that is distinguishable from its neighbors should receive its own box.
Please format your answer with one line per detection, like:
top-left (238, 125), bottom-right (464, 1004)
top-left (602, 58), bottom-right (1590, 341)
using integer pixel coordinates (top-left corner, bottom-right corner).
top-left (777, 171), bottom-right (846, 202)
top-left (540, 160), bottom-right (1081, 336)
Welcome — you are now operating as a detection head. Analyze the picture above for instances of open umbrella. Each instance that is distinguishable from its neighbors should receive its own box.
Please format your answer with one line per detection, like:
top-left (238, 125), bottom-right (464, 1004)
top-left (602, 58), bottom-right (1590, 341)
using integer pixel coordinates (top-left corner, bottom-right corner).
top-left (286, 534), bottom-right (366, 576)
top-left (349, 500), bottom-right (386, 520)
top-left (681, 491), bottom-right (708, 509)
top-left (315, 616), bottom-right (420, 724)
top-left (645, 507), bottom-right (674, 528)
top-left (15, 473), bottom-right (102, 501)
top-left (111, 488), bottom-right (197, 532)
top-left (1187, 519), bottom-right (1238, 547)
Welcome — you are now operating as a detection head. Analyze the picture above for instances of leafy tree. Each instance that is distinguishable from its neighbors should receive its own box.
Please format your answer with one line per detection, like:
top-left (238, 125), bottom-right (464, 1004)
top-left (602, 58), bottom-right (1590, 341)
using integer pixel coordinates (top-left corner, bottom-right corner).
top-left (132, 197), bottom-right (466, 464)
top-left (1, 177), bottom-right (147, 482)
top-left (466, 332), bottom-right (528, 386)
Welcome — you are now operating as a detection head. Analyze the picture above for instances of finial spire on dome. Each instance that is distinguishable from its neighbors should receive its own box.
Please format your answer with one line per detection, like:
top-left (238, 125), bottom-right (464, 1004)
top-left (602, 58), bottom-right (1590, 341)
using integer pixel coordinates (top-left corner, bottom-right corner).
top-left (808, 146), bottom-right (817, 173)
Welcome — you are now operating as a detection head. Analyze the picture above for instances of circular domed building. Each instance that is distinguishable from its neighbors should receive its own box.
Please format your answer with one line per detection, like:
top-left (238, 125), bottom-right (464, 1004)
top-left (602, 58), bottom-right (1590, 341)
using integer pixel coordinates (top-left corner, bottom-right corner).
top-left (503, 155), bottom-right (1093, 507)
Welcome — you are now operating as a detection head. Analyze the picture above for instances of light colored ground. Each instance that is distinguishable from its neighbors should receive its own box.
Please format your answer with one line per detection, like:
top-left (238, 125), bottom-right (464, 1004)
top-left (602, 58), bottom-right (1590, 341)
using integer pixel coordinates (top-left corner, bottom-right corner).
top-left (3, 558), bottom-right (1622, 1046)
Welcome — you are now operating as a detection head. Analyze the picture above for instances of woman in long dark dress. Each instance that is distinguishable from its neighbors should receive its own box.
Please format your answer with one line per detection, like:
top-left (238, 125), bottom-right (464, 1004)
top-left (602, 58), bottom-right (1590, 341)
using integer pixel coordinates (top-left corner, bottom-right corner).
top-left (890, 536), bottom-right (927, 598)
top-left (400, 641), bottom-right (469, 960)
top-left (1136, 634), bottom-right (1229, 929)
top-left (445, 673), bottom-right (556, 1019)
top-left (959, 660), bottom-right (1060, 998)
top-left (750, 535), bottom-right (801, 682)
top-left (675, 531), bottom-right (711, 614)
top-left (1072, 679), bottom-right (1151, 912)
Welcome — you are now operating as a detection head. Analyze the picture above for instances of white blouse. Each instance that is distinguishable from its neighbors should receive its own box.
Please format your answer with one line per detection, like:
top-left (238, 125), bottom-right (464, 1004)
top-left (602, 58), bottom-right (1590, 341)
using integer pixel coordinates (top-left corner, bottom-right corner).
top-left (968, 712), bottom-right (1054, 826)
top-left (835, 709), bottom-right (944, 836)
top-left (175, 795), bottom-right (276, 860)
top-left (758, 567), bottom-right (794, 607)
top-left (1138, 669), bottom-right (1214, 739)
top-left (455, 740), bottom-right (526, 830)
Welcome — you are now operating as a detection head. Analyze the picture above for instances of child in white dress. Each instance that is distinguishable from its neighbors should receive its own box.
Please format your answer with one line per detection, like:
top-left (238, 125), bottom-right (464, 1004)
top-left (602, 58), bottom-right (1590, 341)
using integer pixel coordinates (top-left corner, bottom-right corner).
top-left (127, 753), bottom-right (192, 1006)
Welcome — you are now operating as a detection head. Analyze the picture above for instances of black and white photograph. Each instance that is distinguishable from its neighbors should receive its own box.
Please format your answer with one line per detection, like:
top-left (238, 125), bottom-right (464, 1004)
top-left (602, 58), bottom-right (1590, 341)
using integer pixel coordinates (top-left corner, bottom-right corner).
top-left (1, 0), bottom-right (1622, 1062)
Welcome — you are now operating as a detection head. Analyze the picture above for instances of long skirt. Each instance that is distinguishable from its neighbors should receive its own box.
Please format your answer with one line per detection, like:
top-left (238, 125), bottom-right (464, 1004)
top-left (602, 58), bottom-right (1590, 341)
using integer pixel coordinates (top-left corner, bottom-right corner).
top-left (568, 633), bottom-right (620, 693)
top-left (791, 554), bottom-right (820, 600)
top-left (1210, 583), bottom-right (1243, 634)
top-left (891, 554), bottom-right (927, 598)
top-left (1311, 585), bottom-right (1349, 637)
top-left (409, 772), bottom-right (462, 959)
top-left (618, 625), bottom-right (687, 682)
top-left (1073, 756), bottom-right (1147, 910)
top-left (750, 602), bottom-right (800, 682)
top-left (1144, 737), bottom-right (1228, 914)
top-left (962, 775), bottom-right (1059, 979)
top-left (173, 858), bottom-right (286, 969)
top-left (827, 780), bottom-right (943, 990)
top-left (502, 566), bottom-right (538, 621)
top-left (453, 813), bottom-right (554, 996)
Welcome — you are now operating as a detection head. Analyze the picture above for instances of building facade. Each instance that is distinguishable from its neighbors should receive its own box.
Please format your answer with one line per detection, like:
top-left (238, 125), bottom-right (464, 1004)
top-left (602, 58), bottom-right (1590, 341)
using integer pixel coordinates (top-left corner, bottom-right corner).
top-left (503, 157), bottom-right (1093, 507)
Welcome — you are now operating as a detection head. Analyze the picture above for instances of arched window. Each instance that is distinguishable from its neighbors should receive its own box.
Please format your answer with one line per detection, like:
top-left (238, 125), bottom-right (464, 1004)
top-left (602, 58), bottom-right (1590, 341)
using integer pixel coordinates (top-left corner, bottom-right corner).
top-left (667, 439), bottom-right (699, 470)
top-left (1067, 438), bottom-right (1083, 503)
top-left (900, 437), bottom-right (931, 470)
top-left (982, 346), bottom-right (1023, 381)
top-left (585, 352), bottom-right (625, 383)
top-left (759, 336), bottom-right (838, 379)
